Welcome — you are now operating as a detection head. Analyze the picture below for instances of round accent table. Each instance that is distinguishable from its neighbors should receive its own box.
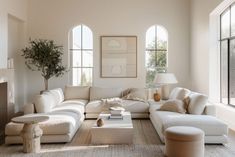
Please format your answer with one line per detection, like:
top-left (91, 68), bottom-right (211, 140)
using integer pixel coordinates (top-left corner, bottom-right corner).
top-left (165, 126), bottom-right (204, 157)
top-left (12, 115), bottom-right (49, 153)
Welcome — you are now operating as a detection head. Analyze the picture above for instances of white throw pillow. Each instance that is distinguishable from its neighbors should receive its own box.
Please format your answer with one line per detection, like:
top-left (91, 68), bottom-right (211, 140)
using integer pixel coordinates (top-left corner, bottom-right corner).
top-left (188, 92), bottom-right (208, 115)
top-left (46, 88), bottom-right (64, 107)
top-left (157, 99), bottom-right (186, 114)
top-left (64, 85), bottom-right (90, 100)
top-left (34, 93), bottom-right (55, 113)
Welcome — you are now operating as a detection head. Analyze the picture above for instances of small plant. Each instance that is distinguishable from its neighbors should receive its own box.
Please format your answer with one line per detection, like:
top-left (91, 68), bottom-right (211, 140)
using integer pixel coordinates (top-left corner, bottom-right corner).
top-left (22, 39), bottom-right (67, 91)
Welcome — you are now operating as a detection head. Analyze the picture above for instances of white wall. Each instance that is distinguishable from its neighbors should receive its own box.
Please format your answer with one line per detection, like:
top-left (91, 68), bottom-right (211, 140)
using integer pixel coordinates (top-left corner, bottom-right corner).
top-left (190, 0), bottom-right (222, 95)
top-left (0, 0), bottom-right (28, 69)
top-left (26, 0), bottom-right (191, 101)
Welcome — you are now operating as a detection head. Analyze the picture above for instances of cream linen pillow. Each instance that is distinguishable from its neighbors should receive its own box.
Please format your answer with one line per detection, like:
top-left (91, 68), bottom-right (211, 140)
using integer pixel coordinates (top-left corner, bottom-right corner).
top-left (188, 92), bottom-right (208, 115)
top-left (34, 92), bottom-right (55, 113)
top-left (157, 99), bottom-right (186, 114)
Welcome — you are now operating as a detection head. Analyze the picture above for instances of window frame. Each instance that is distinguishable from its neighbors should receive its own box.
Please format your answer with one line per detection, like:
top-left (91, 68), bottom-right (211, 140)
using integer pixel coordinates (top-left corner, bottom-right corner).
top-left (220, 3), bottom-right (235, 106)
top-left (145, 25), bottom-right (168, 87)
top-left (70, 24), bottom-right (93, 86)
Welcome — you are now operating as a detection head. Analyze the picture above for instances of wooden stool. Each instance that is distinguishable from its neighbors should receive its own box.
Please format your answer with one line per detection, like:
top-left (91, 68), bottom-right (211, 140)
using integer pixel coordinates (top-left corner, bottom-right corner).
top-left (165, 126), bottom-right (204, 157)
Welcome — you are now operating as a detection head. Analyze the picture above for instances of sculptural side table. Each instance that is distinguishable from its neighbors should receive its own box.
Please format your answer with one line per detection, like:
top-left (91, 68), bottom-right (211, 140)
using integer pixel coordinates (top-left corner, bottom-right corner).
top-left (12, 115), bottom-right (49, 153)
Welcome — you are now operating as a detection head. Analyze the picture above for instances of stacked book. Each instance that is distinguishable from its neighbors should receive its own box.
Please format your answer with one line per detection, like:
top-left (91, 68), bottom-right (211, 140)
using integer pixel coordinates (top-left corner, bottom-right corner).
top-left (109, 107), bottom-right (125, 119)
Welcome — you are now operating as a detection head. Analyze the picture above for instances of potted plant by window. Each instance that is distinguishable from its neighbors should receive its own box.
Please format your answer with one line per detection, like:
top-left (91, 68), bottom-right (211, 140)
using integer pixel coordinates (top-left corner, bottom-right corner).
top-left (22, 39), bottom-right (67, 92)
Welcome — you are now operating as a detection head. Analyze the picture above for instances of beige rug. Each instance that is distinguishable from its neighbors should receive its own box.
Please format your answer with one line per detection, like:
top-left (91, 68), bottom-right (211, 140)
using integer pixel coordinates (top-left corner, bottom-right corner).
top-left (0, 120), bottom-right (235, 157)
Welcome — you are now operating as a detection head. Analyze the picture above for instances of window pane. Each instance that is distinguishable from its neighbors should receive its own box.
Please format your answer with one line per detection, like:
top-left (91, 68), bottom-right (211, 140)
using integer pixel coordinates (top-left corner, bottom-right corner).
top-left (82, 25), bottom-right (93, 49)
top-left (221, 9), bottom-right (230, 39)
top-left (146, 26), bottom-right (156, 49)
top-left (156, 51), bottom-right (167, 67)
top-left (146, 68), bottom-right (157, 88)
top-left (221, 40), bottom-right (228, 104)
top-left (72, 26), bottom-right (81, 49)
top-left (82, 51), bottom-right (93, 67)
top-left (72, 50), bottom-right (81, 67)
top-left (230, 39), bottom-right (235, 105)
top-left (72, 68), bottom-right (81, 86)
top-left (146, 51), bottom-right (155, 69)
top-left (157, 26), bottom-right (168, 50)
top-left (81, 68), bottom-right (92, 86)
top-left (231, 5), bottom-right (235, 36)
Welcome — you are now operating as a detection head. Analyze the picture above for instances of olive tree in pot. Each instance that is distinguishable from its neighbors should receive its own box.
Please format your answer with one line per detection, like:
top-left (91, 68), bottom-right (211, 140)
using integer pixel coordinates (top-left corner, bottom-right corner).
top-left (22, 39), bottom-right (67, 92)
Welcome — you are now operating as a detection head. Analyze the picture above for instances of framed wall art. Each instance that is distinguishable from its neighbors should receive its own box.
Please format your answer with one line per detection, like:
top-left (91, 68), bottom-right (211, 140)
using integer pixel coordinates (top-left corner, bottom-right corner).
top-left (100, 36), bottom-right (137, 78)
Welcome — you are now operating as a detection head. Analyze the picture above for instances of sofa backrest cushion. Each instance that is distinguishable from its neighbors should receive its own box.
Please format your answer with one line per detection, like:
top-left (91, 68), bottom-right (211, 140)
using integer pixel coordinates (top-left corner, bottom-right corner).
top-left (64, 85), bottom-right (90, 100)
top-left (188, 92), bottom-right (208, 115)
top-left (90, 87), bottom-right (122, 101)
top-left (169, 87), bottom-right (191, 100)
top-left (34, 92), bottom-right (56, 113)
top-left (45, 88), bottom-right (64, 106)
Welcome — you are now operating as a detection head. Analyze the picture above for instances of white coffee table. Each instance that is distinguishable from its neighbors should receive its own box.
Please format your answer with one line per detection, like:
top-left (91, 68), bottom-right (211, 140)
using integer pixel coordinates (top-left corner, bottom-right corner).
top-left (91, 112), bottom-right (133, 144)
top-left (12, 114), bottom-right (49, 153)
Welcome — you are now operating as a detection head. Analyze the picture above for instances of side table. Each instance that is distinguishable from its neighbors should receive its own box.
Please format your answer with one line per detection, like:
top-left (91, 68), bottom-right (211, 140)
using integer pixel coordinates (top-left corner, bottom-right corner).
top-left (12, 114), bottom-right (49, 153)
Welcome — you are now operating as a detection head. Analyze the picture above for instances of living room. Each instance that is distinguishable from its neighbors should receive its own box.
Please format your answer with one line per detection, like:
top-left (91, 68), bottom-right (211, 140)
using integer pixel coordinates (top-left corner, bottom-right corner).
top-left (0, 0), bottom-right (235, 156)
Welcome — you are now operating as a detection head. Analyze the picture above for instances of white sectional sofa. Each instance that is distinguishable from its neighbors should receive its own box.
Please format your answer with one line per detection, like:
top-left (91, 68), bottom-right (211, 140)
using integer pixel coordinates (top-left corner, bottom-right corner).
top-left (5, 86), bottom-right (228, 144)
top-left (149, 87), bottom-right (228, 144)
top-left (5, 86), bottom-right (149, 144)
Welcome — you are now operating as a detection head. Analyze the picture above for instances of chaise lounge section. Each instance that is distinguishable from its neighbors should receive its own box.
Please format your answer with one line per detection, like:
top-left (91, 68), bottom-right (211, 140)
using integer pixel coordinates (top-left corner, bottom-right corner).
top-left (149, 87), bottom-right (228, 144)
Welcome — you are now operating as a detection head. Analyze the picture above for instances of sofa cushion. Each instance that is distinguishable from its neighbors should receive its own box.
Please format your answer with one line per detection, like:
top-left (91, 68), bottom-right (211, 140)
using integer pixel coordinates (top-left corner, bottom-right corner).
top-left (45, 88), bottom-right (64, 106)
top-left (34, 92), bottom-right (56, 113)
top-left (90, 87), bottom-right (122, 101)
top-left (158, 99), bottom-right (186, 114)
top-left (64, 85), bottom-right (90, 100)
top-left (5, 111), bottom-right (82, 136)
top-left (51, 100), bottom-right (87, 115)
top-left (86, 100), bottom-right (103, 113)
top-left (122, 100), bottom-right (149, 113)
top-left (169, 87), bottom-right (191, 100)
top-left (151, 111), bottom-right (227, 136)
top-left (188, 92), bottom-right (208, 115)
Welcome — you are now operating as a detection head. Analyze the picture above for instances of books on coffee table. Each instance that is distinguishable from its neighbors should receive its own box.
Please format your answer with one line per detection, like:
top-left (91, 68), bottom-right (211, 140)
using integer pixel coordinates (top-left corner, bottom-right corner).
top-left (110, 106), bottom-right (125, 115)
top-left (109, 114), bottom-right (123, 119)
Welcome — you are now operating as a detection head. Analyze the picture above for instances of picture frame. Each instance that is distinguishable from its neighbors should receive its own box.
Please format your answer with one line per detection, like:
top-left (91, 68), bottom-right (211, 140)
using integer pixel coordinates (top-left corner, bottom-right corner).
top-left (100, 36), bottom-right (137, 78)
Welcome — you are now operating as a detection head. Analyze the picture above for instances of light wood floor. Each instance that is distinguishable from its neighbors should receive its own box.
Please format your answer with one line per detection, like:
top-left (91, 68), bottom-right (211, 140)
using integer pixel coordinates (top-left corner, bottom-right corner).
top-left (0, 120), bottom-right (235, 157)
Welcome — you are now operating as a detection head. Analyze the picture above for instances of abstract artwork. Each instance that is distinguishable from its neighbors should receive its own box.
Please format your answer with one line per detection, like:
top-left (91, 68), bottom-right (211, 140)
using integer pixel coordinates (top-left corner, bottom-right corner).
top-left (101, 36), bottom-right (137, 78)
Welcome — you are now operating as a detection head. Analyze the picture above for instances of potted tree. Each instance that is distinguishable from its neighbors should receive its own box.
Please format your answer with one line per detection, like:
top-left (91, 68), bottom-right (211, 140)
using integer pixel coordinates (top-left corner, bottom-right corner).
top-left (22, 39), bottom-right (67, 91)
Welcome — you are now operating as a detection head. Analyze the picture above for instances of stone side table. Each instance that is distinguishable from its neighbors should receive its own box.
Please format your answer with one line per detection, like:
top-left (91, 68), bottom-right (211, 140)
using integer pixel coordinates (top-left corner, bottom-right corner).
top-left (12, 115), bottom-right (49, 153)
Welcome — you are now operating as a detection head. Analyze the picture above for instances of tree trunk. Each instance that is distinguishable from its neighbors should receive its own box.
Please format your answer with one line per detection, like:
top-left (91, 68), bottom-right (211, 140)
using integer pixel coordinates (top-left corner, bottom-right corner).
top-left (44, 78), bottom-right (48, 91)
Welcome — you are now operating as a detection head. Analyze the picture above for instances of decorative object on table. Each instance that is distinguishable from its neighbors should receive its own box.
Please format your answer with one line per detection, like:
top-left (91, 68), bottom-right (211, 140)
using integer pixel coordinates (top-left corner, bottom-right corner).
top-left (22, 39), bottom-right (67, 91)
top-left (153, 88), bottom-right (161, 101)
top-left (11, 115), bottom-right (49, 153)
top-left (154, 73), bottom-right (178, 100)
top-left (100, 36), bottom-right (137, 78)
top-left (97, 118), bottom-right (104, 127)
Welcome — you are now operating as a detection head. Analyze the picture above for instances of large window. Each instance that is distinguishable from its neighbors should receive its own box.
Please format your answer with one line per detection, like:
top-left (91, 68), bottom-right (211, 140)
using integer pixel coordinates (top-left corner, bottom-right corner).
top-left (70, 24), bottom-right (93, 86)
top-left (220, 3), bottom-right (235, 106)
top-left (145, 25), bottom-right (168, 87)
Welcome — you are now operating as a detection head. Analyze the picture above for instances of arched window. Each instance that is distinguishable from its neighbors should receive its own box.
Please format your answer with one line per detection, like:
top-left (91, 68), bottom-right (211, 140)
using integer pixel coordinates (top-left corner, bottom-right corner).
top-left (220, 3), bottom-right (235, 105)
top-left (145, 25), bottom-right (168, 87)
top-left (69, 24), bottom-right (93, 86)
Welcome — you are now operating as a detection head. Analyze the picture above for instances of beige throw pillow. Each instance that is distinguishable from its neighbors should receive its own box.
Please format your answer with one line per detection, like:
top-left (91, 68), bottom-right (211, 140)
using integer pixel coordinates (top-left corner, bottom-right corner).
top-left (157, 99), bottom-right (186, 114)
top-left (122, 88), bottom-right (147, 102)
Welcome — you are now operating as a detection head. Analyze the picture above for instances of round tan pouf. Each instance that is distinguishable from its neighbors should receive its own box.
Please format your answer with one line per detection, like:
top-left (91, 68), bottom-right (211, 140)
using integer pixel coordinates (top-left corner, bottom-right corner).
top-left (165, 126), bottom-right (204, 157)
